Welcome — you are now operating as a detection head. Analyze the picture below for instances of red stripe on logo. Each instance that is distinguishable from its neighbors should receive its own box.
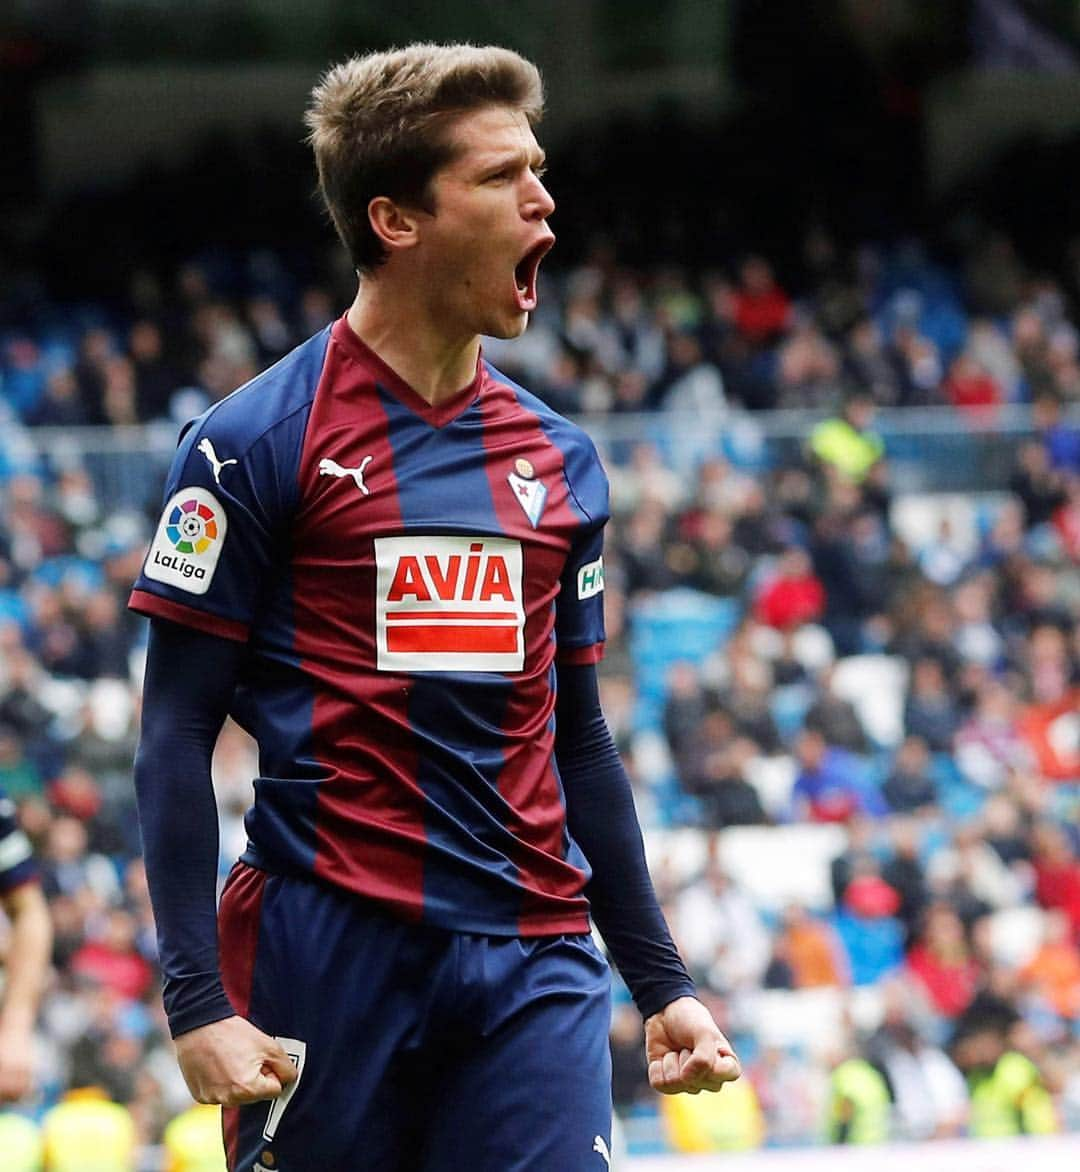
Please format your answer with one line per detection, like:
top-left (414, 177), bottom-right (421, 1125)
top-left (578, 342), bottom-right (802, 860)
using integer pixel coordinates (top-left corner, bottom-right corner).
top-left (386, 610), bottom-right (518, 622)
top-left (387, 625), bottom-right (519, 653)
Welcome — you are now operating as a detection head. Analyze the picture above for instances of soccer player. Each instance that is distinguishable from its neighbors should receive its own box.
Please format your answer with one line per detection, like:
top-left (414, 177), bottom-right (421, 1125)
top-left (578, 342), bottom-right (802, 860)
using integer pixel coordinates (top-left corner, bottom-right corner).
top-left (0, 786), bottom-right (52, 1103)
top-left (131, 44), bottom-right (739, 1171)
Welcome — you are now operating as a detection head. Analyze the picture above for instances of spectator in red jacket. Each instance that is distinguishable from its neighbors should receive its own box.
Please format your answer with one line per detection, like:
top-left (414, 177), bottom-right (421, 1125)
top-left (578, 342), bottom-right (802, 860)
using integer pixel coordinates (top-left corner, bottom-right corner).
top-left (70, 908), bottom-right (153, 1003)
top-left (1030, 822), bottom-right (1080, 940)
top-left (942, 353), bottom-right (1001, 413)
top-left (905, 903), bottom-right (980, 1018)
top-left (755, 547), bottom-right (826, 630)
top-left (732, 256), bottom-right (791, 346)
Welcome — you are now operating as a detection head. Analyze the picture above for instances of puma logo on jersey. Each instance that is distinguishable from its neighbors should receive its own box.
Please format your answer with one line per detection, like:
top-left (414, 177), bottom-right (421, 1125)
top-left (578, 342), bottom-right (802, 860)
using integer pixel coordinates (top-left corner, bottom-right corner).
top-left (197, 437), bottom-right (238, 484)
top-left (319, 455), bottom-right (372, 495)
top-left (593, 1135), bottom-right (612, 1167)
top-left (374, 536), bottom-right (524, 672)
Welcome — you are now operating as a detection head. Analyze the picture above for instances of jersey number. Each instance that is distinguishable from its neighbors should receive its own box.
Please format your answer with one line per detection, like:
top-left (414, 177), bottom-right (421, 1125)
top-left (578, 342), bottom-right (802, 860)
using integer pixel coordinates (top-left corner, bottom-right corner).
top-left (263, 1036), bottom-right (307, 1141)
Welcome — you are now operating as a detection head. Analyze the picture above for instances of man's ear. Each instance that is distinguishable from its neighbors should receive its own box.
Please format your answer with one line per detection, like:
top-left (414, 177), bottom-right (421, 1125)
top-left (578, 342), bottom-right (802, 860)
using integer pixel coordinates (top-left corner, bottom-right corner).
top-left (367, 196), bottom-right (424, 255)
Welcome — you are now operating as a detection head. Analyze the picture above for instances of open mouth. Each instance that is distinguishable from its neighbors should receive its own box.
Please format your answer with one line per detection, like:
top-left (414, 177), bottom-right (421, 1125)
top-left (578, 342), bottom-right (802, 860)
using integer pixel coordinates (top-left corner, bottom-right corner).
top-left (513, 236), bottom-right (555, 312)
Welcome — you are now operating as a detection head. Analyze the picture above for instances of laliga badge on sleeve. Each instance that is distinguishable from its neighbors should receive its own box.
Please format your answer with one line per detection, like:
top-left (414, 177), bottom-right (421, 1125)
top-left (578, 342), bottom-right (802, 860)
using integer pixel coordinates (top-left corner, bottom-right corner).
top-left (143, 487), bottom-right (228, 596)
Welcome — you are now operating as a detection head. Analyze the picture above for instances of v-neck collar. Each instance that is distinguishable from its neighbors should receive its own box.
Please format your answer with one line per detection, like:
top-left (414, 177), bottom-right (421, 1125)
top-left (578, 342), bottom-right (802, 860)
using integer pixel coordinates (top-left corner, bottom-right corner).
top-left (331, 315), bottom-right (483, 428)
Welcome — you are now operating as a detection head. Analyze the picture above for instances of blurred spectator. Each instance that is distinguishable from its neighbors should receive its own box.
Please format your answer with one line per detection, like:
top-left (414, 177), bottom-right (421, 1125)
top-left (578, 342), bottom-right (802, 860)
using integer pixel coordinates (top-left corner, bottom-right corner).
top-left (1019, 909), bottom-right (1080, 1022)
top-left (903, 656), bottom-right (962, 751)
top-left (163, 1102), bottom-right (228, 1172)
top-left (809, 394), bottom-right (885, 485)
top-left (673, 856), bottom-right (771, 994)
top-left (730, 256), bottom-right (791, 347)
top-left (826, 1053), bottom-right (892, 1145)
top-left (883, 736), bottom-right (937, 813)
top-left (1030, 822), bottom-right (1080, 939)
top-left (772, 904), bottom-right (847, 988)
top-left (659, 1067), bottom-right (765, 1151)
top-left (952, 1027), bottom-right (1057, 1139)
top-left (1010, 440), bottom-right (1069, 529)
top-left (69, 909), bottom-right (153, 1003)
top-left (128, 321), bottom-right (180, 422)
top-left (942, 353), bottom-right (1001, 414)
top-left (791, 729), bottom-right (887, 823)
top-left (906, 903), bottom-right (980, 1019)
top-left (881, 819), bottom-right (930, 944)
top-left (753, 547), bottom-right (825, 631)
top-left (804, 665), bottom-right (870, 754)
top-left (865, 991), bottom-right (969, 1140)
top-left (41, 1085), bottom-right (137, 1171)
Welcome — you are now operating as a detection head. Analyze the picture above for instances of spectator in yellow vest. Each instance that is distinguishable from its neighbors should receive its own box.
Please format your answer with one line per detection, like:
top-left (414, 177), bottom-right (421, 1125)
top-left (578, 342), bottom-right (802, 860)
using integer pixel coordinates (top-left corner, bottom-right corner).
top-left (163, 1102), bottom-right (227, 1172)
top-left (41, 1086), bottom-right (136, 1172)
top-left (660, 1073), bottom-right (765, 1152)
top-left (954, 1028), bottom-right (1058, 1139)
top-left (826, 1057), bottom-right (892, 1144)
top-left (0, 1111), bottom-right (43, 1171)
top-left (809, 394), bottom-right (885, 485)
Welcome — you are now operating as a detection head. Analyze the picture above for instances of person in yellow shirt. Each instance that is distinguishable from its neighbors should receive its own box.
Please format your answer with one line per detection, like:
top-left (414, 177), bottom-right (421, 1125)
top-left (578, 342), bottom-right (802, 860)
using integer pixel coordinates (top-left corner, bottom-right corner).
top-left (826, 1057), bottom-right (892, 1144)
top-left (809, 394), bottom-right (885, 485)
top-left (954, 1028), bottom-right (1058, 1139)
top-left (660, 1072), bottom-right (765, 1152)
top-left (41, 1086), bottom-right (136, 1172)
top-left (163, 1103), bottom-right (227, 1172)
top-left (0, 1111), bottom-right (43, 1171)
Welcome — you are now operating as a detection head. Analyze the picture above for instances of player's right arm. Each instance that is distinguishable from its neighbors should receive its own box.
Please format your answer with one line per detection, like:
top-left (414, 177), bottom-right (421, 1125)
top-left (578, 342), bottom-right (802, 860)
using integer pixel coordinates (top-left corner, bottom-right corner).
top-left (129, 365), bottom-right (313, 1103)
top-left (0, 786), bottom-right (51, 1102)
top-left (135, 618), bottom-right (296, 1105)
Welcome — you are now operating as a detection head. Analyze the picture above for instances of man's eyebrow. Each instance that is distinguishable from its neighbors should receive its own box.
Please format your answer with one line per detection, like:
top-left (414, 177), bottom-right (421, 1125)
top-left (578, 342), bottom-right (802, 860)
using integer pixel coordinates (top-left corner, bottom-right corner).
top-left (476, 147), bottom-right (546, 170)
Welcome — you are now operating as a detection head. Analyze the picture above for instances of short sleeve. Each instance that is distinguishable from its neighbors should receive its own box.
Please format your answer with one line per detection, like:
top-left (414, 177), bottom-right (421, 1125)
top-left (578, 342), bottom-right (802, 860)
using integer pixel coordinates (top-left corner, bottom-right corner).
top-left (555, 433), bottom-right (610, 664)
top-left (129, 412), bottom-right (292, 642)
top-left (0, 791), bottom-right (36, 893)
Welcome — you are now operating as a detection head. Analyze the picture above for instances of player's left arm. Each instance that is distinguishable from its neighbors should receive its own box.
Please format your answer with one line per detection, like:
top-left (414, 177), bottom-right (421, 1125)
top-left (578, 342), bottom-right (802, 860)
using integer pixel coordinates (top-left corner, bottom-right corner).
top-left (555, 660), bottom-right (740, 1094)
top-left (0, 878), bottom-right (52, 1101)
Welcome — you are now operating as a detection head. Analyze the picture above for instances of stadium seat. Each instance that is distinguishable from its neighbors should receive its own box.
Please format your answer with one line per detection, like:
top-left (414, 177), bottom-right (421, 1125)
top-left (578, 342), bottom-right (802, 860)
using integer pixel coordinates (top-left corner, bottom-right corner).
top-left (986, 906), bottom-right (1046, 970)
top-left (743, 988), bottom-right (845, 1054)
top-left (717, 824), bottom-right (847, 912)
top-left (830, 655), bottom-right (909, 749)
top-left (743, 754), bottom-right (798, 817)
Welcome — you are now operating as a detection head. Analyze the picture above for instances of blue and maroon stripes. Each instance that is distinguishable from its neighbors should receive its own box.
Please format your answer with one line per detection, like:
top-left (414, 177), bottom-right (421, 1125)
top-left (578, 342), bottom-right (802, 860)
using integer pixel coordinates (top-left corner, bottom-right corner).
top-left (291, 324), bottom-right (427, 920)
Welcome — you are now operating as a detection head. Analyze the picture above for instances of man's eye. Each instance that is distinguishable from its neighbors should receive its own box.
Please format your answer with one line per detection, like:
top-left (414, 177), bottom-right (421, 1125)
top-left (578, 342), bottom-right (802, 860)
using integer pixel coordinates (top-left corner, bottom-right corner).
top-left (533, 166), bottom-right (548, 180)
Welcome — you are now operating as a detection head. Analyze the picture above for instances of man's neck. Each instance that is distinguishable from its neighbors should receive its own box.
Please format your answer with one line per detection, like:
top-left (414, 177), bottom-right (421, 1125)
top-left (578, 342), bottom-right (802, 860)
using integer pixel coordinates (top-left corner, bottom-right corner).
top-left (346, 278), bottom-right (480, 406)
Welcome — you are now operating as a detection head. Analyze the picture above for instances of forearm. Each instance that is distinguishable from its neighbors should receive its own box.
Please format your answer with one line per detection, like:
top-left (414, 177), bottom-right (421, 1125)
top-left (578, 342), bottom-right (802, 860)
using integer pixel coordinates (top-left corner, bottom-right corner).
top-left (135, 619), bottom-right (242, 1037)
top-left (556, 663), bottom-right (695, 1019)
top-left (0, 884), bottom-right (51, 1032)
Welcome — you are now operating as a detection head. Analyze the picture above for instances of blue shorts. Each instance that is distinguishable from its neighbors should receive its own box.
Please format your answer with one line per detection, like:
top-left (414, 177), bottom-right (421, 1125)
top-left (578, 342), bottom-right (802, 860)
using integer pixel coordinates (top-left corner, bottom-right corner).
top-left (218, 864), bottom-right (614, 1172)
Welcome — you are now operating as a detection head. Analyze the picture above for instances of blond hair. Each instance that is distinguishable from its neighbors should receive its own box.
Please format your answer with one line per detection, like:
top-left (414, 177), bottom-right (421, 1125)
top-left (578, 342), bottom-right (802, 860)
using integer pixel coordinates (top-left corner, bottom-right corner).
top-left (305, 44), bottom-right (544, 273)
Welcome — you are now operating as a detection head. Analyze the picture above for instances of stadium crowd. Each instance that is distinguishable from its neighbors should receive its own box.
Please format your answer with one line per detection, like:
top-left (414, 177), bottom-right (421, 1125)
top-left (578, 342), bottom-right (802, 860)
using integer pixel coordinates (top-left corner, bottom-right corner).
top-left (0, 228), bottom-right (1079, 1162)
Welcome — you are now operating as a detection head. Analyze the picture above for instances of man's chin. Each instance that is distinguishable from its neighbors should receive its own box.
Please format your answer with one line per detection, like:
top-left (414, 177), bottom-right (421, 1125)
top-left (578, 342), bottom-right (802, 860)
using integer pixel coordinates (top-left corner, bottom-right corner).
top-left (484, 310), bottom-right (530, 341)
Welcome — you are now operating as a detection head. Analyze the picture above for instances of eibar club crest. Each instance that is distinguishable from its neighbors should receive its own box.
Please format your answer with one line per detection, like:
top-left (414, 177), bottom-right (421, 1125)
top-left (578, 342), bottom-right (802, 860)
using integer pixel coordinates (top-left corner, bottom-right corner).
top-left (507, 458), bottom-right (547, 528)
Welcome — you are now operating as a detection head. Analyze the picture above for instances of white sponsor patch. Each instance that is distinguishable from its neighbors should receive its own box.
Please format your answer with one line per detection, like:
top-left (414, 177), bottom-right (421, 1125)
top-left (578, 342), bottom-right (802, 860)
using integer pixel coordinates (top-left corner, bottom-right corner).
top-left (577, 556), bottom-right (604, 599)
top-left (143, 487), bottom-right (228, 596)
top-left (375, 535), bottom-right (524, 672)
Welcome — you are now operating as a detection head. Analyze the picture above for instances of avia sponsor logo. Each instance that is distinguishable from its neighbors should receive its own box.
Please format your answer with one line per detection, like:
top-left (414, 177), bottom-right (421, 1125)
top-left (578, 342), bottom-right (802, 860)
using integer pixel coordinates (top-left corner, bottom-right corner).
top-left (577, 556), bottom-right (604, 599)
top-left (143, 487), bottom-right (227, 596)
top-left (375, 535), bottom-right (524, 672)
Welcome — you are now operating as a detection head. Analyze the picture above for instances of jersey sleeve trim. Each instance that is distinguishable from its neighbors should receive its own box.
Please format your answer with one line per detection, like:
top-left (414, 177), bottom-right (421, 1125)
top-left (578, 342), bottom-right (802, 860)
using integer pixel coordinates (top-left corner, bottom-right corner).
top-left (0, 863), bottom-right (38, 896)
top-left (557, 642), bottom-right (605, 665)
top-left (129, 589), bottom-right (249, 643)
